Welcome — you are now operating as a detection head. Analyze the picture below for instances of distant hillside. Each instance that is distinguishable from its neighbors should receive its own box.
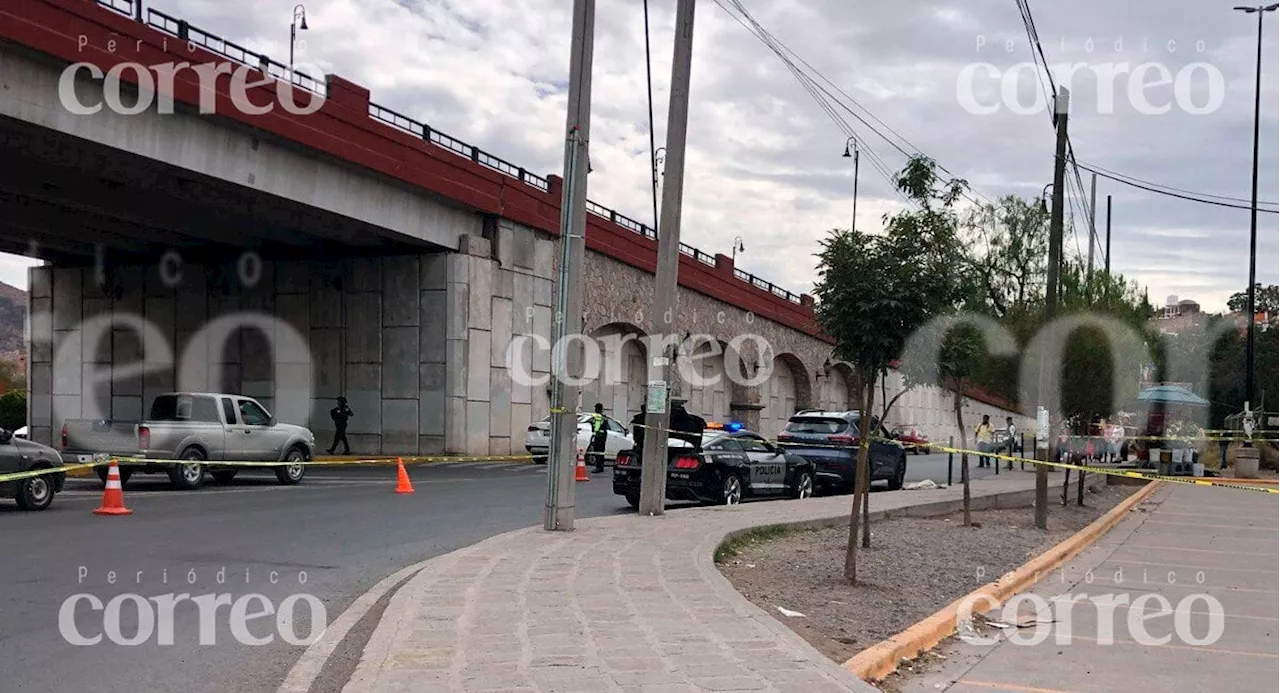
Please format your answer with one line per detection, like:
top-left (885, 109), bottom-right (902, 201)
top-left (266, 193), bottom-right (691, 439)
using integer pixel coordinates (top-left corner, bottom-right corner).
top-left (0, 281), bottom-right (26, 358)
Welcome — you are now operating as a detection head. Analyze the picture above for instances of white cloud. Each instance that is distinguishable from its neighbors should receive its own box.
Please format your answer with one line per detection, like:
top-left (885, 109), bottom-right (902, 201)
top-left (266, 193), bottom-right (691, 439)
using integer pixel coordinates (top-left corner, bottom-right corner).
top-left (2, 0), bottom-right (1275, 315)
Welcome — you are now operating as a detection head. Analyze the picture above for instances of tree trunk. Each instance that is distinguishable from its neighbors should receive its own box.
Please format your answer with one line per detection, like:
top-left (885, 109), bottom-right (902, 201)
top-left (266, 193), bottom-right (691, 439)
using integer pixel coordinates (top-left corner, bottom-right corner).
top-left (951, 384), bottom-right (971, 527)
top-left (844, 373), bottom-right (876, 583)
top-left (861, 380), bottom-right (874, 549)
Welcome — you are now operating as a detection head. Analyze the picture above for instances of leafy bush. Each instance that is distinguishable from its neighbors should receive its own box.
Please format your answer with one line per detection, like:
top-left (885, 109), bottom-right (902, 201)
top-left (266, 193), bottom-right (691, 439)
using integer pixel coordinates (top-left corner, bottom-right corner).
top-left (0, 390), bottom-right (26, 431)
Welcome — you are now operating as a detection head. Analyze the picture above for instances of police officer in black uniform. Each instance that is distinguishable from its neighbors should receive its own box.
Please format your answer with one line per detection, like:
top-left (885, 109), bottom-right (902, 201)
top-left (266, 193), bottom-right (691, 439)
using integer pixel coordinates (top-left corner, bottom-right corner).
top-left (328, 396), bottom-right (353, 455)
top-left (588, 403), bottom-right (608, 473)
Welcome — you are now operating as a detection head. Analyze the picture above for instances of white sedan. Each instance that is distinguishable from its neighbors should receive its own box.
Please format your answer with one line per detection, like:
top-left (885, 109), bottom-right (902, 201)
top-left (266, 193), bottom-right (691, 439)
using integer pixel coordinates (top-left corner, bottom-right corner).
top-left (524, 413), bottom-right (633, 464)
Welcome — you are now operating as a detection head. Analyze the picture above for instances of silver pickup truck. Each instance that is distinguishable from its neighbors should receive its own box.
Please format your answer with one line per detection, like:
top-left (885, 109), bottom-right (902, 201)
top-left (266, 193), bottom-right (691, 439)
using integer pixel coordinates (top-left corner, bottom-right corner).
top-left (61, 392), bottom-right (316, 490)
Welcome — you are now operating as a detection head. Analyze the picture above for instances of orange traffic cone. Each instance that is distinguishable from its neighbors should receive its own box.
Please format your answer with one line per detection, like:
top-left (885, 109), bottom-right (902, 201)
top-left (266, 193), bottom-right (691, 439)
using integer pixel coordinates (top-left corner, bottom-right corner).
top-left (395, 458), bottom-right (415, 494)
top-left (574, 449), bottom-right (591, 482)
top-left (93, 460), bottom-right (133, 516)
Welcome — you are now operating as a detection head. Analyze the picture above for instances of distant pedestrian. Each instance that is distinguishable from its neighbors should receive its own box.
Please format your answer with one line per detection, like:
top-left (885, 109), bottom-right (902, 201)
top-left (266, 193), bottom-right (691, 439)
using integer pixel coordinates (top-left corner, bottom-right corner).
top-left (975, 415), bottom-right (993, 468)
top-left (1004, 416), bottom-right (1018, 468)
top-left (328, 396), bottom-right (352, 455)
top-left (588, 403), bottom-right (608, 473)
top-left (631, 404), bottom-right (647, 455)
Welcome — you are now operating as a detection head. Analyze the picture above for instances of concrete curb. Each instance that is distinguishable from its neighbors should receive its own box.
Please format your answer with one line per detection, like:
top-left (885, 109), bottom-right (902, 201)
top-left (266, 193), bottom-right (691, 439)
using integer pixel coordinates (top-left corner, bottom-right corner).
top-left (841, 479), bottom-right (1163, 683)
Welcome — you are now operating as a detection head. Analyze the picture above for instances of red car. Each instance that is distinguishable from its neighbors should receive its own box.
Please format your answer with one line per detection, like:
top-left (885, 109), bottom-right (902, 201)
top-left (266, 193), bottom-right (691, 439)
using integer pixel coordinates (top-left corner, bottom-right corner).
top-left (891, 426), bottom-right (931, 454)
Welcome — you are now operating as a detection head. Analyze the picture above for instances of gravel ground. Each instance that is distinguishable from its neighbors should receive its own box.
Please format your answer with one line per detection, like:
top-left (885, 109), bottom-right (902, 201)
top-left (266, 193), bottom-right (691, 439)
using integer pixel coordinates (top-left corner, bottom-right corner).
top-left (718, 483), bottom-right (1140, 665)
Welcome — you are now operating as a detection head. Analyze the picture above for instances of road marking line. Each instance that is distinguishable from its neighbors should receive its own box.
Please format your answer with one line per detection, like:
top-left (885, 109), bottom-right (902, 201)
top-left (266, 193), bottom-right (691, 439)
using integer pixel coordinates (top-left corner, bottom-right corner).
top-left (1122, 544), bottom-right (1277, 557)
top-left (1062, 634), bottom-right (1280, 658)
top-left (1152, 510), bottom-right (1279, 520)
top-left (1144, 520), bottom-right (1279, 531)
top-left (1101, 558), bottom-right (1279, 574)
top-left (955, 681), bottom-right (1072, 693)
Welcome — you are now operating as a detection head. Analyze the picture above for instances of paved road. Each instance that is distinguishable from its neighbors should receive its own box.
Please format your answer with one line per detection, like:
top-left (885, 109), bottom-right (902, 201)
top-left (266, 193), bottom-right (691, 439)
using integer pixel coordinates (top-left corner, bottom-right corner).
top-left (904, 451), bottom-right (1014, 485)
top-left (0, 461), bottom-right (629, 693)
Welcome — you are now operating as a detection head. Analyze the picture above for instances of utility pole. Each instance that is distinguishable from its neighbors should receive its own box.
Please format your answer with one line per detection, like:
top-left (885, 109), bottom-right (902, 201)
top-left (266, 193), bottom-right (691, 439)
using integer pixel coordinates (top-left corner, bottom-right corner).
top-left (545, 0), bottom-right (595, 532)
top-left (639, 0), bottom-right (697, 516)
top-left (1087, 172), bottom-right (1097, 300)
top-left (1037, 87), bottom-right (1070, 531)
top-left (1104, 194), bottom-right (1112, 283)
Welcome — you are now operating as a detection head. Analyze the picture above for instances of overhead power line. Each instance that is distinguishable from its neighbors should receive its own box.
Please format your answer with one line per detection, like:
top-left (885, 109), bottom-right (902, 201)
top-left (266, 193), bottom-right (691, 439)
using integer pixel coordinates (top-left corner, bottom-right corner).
top-left (1076, 160), bottom-right (1280, 209)
top-left (712, 0), bottom-right (1003, 209)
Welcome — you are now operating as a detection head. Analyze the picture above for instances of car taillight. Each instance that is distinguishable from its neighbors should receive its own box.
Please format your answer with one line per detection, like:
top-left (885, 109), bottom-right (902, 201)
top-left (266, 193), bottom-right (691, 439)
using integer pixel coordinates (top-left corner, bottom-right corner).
top-left (528, 425), bottom-right (539, 432)
top-left (616, 453), bottom-right (631, 467)
top-left (674, 456), bottom-right (699, 469)
top-left (777, 432), bottom-right (793, 441)
top-left (828, 434), bottom-right (857, 445)
top-left (138, 425), bottom-right (150, 450)
top-left (61, 423), bottom-right (68, 449)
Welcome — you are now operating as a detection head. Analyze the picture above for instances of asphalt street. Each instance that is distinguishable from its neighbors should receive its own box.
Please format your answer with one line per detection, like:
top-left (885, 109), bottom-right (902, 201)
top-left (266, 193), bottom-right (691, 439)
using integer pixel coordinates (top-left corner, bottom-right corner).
top-left (0, 461), bottom-right (628, 693)
top-left (0, 451), bottom-right (997, 693)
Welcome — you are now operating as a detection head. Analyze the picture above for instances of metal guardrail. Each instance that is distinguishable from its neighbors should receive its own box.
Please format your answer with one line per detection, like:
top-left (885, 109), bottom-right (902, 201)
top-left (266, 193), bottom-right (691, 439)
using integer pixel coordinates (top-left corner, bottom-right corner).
top-left (98, 0), bottom-right (134, 16)
top-left (145, 9), bottom-right (324, 95)
top-left (89, 0), bottom-right (803, 307)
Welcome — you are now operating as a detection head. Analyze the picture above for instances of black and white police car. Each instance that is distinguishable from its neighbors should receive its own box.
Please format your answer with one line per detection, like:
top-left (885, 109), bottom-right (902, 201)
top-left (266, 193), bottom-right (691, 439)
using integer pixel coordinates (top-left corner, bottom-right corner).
top-left (612, 422), bottom-right (816, 508)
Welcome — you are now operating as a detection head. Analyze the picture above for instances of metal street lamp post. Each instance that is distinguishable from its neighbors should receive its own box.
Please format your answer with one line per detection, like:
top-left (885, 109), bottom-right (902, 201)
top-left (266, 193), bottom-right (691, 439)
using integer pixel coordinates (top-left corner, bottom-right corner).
top-left (731, 236), bottom-right (745, 263)
top-left (289, 4), bottom-right (308, 72)
top-left (842, 137), bottom-right (860, 230)
top-left (1233, 2), bottom-right (1278, 445)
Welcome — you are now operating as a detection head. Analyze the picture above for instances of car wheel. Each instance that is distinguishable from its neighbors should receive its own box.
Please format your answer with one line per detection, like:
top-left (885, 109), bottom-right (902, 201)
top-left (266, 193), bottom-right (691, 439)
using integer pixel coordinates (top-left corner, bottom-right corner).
top-left (169, 448), bottom-right (206, 490)
top-left (625, 493), bottom-right (640, 509)
top-left (211, 471), bottom-right (238, 484)
top-left (888, 457), bottom-right (906, 491)
top-left (275, 447), bottom-right (308, 485)
top-left (791, 470), bottom-right (814, 499)
top-left (720, 474), bottom-right (743, 506)
top-left (15, 473), bottom-right (55, 511)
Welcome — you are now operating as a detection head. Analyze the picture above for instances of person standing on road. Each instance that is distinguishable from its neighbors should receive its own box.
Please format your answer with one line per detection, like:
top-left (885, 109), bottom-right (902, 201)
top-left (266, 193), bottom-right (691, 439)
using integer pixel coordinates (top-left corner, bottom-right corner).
top-left (1004, 416), bottom-right (1018, 469)
top-left (588, 403), bottom-right (608, 473)
top-left (631, 404), bottom-right (647, 457)
top-left (975, 415), bottom-right (993, 468)
top-left (328, 396), bottom-right (353, 455)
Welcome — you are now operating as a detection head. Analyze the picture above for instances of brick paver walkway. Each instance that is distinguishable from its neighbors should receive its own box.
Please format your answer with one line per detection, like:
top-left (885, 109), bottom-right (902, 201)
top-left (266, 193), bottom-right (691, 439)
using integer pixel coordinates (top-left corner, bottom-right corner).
top-left (342, 476), bottom-right (1056, 693)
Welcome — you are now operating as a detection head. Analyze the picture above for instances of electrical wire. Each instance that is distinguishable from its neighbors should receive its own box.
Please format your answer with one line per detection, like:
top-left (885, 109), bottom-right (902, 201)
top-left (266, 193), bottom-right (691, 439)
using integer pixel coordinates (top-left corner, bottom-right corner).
top-left (1078, 160), bottom-right (1278, 207)
top-left (712, 0), bottom-right (1001, 210)
top-left (641, 0), bottom-right (660, 232)
top-left (1077, 162), bottom-right (1280, 213)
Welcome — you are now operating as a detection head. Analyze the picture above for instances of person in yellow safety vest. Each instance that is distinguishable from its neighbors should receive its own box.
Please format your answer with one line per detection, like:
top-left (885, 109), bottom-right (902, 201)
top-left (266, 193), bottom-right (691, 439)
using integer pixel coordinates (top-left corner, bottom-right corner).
top-left (974, 414), bottom-right (994, 468)
top-left (588, 402), bottom-right (608, 473)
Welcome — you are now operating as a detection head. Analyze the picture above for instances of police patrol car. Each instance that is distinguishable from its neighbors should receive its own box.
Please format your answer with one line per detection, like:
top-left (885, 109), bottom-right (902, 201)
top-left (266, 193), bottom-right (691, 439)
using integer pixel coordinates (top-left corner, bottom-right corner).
top-left (612, 422), bottom-right (816, 508)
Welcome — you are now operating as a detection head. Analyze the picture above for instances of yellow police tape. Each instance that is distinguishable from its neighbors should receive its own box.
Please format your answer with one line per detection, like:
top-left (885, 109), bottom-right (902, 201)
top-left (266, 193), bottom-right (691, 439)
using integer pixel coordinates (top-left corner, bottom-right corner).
top-left (629, 421), bottom-right (1279, 495)
top-left (0, 453), bottom-right (538, 485)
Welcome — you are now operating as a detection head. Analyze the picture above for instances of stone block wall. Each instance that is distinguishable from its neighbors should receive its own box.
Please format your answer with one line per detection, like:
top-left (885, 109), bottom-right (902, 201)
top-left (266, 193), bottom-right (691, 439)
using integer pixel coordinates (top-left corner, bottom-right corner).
top-left (25, 221), bottom-right (560, 457)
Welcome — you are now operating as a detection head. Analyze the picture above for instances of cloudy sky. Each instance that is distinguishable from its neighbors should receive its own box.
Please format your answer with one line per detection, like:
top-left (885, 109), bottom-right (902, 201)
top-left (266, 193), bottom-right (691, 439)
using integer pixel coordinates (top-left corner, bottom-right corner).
top-left (4, 0), bottom-right (1277, 312)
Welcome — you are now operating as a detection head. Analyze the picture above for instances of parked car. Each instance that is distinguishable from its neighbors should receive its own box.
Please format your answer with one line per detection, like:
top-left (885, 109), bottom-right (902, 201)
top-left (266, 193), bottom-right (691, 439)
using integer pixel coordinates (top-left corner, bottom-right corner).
top-left (524, 413), bottom-right (632, 463)
top-left (776, 410), bottom-right (907, 492)
top-left (61, 392), bottom-right (316, 490)
top-left (891, 425), bottom-right (930, 454)
top-left (0, 426), bottom-right (65, 510)
top-left (612, 426), bottom-right (815, 508)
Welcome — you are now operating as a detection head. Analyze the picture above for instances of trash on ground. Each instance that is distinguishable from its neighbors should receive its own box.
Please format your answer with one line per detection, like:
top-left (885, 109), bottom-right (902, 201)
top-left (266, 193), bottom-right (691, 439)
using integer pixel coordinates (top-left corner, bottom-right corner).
top-left (776, 606), bottom-right (806, 618)
top-left (903, 479), bottom-right (941, 490)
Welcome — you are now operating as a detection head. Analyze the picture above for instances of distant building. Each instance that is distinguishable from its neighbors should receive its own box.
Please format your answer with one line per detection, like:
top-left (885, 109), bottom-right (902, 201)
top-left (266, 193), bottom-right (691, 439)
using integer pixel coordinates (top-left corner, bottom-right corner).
top-left (1153, 295), bottom-right (1208, 335)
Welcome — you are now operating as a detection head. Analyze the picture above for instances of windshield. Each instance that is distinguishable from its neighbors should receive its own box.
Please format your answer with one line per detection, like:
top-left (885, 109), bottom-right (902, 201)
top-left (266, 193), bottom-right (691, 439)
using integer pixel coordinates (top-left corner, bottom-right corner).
top-left (785, 417), bottom-right (851, 434)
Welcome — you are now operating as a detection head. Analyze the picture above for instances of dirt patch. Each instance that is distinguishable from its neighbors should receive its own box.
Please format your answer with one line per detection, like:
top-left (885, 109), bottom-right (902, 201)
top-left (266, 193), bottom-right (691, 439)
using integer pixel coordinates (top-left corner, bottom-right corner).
top-left (718, 484), bottom-right (1140, 665)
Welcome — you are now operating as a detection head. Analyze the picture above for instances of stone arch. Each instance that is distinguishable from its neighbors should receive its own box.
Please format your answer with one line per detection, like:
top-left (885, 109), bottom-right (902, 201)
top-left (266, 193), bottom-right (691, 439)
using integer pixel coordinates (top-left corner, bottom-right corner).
top-left (581, 322), bottom-right (648, 421)
top-left (678, 336), bottom-right (733, 422)
top-left (820, 362), bottom-right (857, 411)
top-left (758, 353), bottom-right (813, 437)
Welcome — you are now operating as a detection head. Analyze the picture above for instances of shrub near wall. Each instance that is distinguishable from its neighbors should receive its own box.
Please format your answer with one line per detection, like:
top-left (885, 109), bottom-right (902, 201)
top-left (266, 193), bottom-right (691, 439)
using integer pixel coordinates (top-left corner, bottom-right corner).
top-left (0, 390), bottom-right (26, 431)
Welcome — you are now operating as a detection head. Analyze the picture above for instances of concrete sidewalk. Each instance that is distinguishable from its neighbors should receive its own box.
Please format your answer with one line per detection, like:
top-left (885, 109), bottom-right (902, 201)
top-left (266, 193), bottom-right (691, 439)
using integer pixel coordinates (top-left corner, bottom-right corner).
top-left (906, 483), bottom-right (1279, 693)
top-left (338, 474), bottom-right (1063, 693)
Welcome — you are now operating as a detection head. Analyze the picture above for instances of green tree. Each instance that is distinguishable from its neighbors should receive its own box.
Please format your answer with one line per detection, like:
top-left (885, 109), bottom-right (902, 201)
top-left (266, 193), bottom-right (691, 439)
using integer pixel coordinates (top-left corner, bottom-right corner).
top-left (1227, 284), bottom-right (1279, 315)
top-left (813, 156), bottom-right (968, 583)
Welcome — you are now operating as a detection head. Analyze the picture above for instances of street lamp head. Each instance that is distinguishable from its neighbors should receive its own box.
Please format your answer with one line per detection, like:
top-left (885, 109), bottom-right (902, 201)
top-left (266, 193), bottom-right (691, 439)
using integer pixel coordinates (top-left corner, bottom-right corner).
top-left (294, 4), bottom-right (309, 29)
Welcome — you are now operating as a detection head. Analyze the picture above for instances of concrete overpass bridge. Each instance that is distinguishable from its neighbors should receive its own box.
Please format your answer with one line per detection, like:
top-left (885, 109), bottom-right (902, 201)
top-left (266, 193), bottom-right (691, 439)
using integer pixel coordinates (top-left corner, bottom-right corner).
top-left (3, 0), bottom-right (873, 455)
